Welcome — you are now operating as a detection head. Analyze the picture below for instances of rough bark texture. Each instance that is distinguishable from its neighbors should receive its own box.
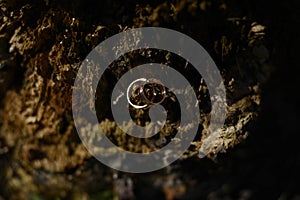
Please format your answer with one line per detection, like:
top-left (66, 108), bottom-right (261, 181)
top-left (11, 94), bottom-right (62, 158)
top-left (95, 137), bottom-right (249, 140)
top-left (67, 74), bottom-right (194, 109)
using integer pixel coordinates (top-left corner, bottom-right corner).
top-left (0, 0), bottom-right (299, 199)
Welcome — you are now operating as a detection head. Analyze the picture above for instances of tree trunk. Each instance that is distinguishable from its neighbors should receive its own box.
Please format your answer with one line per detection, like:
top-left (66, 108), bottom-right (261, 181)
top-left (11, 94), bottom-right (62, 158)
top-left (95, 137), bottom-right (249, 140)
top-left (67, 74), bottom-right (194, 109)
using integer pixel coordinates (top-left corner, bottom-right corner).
top-left (1, 0), bottom-right (272, 199)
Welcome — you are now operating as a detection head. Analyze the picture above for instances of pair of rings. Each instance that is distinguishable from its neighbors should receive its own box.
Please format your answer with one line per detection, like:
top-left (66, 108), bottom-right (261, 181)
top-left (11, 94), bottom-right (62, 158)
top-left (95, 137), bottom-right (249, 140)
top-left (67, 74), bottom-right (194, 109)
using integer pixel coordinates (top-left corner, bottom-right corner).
top-left (126, 78), bottom-right (167, 109)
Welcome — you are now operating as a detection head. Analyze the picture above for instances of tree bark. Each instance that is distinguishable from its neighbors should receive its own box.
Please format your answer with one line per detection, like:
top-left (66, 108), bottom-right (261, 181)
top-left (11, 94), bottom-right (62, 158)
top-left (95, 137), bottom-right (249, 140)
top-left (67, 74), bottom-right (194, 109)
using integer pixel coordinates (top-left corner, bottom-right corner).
top-left (0, 0), bottom-right (271, 199)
